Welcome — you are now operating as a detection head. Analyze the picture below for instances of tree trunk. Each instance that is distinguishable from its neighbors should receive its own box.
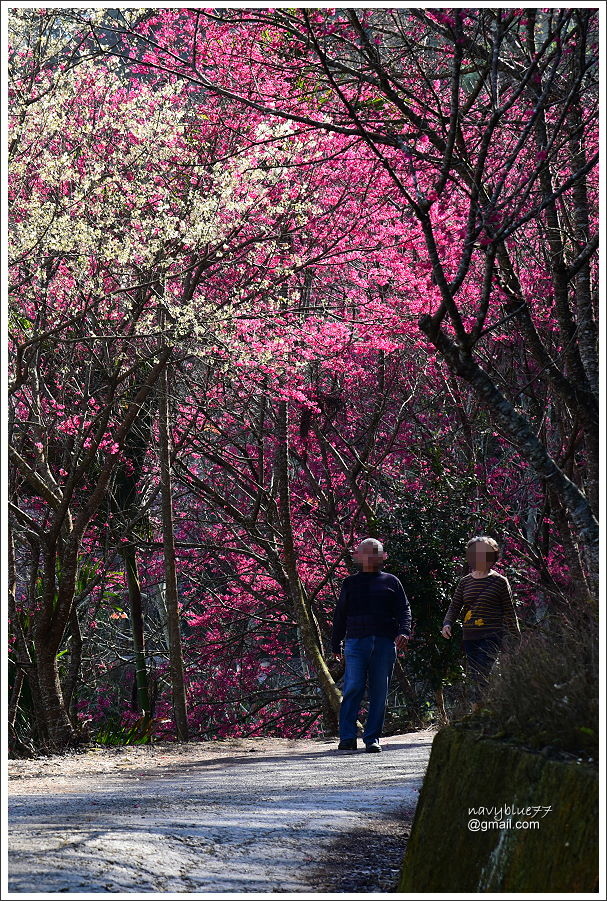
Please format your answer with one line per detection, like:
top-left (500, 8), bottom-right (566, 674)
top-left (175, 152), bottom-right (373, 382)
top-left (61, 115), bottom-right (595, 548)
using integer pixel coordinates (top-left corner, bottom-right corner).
top-left (29, 542), bottom-right (76, 750)
top-left (158, 361), bottom-right (189, 741)
top-left (121, 542), bottom-right (151, 718)
top-left (8, 528), bottom-right (46, 749)
top-left (32, 643), bottom-right (76, 751)
top-left (275, 400), bottom-right (342, 726)
top-left (63, 602), bottom-right (83, 727)
top-left (547, 490), bottom-right (593, 605)
top-left (9, 669), bottom-right (25, 734)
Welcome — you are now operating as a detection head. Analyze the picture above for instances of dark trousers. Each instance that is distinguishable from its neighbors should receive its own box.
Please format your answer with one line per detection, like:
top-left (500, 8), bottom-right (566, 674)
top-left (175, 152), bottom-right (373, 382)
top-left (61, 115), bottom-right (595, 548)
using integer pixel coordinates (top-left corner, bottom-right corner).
top-left (462, 633), bottom-right (503, 702)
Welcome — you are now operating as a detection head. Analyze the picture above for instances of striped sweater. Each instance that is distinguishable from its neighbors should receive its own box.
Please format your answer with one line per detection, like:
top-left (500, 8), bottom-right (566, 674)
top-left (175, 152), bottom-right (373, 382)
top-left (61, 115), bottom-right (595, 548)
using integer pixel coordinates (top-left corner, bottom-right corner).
top-left (443, 571), bottom-right (520, 640)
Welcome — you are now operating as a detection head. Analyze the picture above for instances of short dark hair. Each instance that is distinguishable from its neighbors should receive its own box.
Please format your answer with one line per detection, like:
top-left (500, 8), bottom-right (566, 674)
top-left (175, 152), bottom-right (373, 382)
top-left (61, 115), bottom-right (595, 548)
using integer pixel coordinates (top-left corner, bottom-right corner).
top-left (466, 535), bottom-right (499, 563)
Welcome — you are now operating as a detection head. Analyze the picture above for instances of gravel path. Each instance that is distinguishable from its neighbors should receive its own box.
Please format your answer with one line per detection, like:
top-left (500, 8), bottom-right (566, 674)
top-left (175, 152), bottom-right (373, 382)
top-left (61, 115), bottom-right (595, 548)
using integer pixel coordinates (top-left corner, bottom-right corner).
top-left (8, 730), bottom-right (435, 894)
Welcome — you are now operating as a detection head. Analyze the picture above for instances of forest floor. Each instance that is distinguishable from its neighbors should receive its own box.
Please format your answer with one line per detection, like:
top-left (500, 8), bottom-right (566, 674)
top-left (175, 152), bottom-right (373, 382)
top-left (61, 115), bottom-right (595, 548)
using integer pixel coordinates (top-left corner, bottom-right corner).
top-left (8, 729), bottom-right (436, 894)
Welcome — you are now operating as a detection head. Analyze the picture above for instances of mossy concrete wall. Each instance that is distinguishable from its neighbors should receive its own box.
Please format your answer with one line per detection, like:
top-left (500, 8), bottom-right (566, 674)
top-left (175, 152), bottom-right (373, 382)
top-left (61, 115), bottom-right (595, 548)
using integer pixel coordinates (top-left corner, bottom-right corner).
top-left (398, 726), bottom-right (598, 892)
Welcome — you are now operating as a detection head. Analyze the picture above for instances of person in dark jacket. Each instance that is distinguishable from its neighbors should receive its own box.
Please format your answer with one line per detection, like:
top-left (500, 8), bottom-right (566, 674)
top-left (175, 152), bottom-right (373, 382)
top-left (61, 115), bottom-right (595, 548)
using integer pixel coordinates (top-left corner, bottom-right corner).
top-left (332, 538), bottom-right (411, 752)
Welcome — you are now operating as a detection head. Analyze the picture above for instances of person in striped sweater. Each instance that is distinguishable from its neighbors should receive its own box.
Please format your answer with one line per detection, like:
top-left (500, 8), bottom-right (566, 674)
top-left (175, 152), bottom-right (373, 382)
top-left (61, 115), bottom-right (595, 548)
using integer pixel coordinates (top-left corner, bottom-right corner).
top-left (441, 535), bottom-right (520, 710)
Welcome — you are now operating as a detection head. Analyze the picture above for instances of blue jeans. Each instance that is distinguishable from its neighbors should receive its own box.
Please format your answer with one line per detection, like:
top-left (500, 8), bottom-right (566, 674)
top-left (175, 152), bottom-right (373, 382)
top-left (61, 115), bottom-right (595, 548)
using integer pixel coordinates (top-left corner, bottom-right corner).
top-left (339, 636), bottom-right (397, 744)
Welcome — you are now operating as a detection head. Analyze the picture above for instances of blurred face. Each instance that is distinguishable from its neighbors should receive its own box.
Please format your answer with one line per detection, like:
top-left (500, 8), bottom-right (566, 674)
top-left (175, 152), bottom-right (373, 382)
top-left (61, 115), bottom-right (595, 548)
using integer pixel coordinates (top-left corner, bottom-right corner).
top-left (467, 542), bottom-right (496, 571)
top-left (355, 544), bottom-right (387, 571)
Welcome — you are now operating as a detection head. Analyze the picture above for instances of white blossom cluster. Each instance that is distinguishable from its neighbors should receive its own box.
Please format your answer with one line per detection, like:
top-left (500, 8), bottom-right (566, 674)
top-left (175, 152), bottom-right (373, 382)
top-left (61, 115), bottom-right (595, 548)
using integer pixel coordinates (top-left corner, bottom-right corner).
top-left (10, 52), bottom-right (323, 366)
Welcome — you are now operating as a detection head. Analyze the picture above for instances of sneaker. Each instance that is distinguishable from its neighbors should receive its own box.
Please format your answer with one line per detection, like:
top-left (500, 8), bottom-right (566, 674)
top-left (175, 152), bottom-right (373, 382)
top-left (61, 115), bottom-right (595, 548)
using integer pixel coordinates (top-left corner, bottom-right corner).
top-left (337, 739), bottom-right (357, 751)
top-left (365, 740), bottom-right (382, 753)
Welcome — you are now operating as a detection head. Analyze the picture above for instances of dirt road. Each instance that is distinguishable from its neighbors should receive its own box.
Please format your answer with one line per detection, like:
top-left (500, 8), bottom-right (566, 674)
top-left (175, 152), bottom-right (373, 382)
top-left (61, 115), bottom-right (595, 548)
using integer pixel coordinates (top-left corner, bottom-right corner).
top-left (8, 730), bottom-right (435, 894)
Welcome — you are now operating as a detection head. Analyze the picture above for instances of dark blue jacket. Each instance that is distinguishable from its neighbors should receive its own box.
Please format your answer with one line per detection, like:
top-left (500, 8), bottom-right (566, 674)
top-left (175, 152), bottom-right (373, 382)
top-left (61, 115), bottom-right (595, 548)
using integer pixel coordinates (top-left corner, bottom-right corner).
top-left (331, 570), bottom-right (412, 654)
